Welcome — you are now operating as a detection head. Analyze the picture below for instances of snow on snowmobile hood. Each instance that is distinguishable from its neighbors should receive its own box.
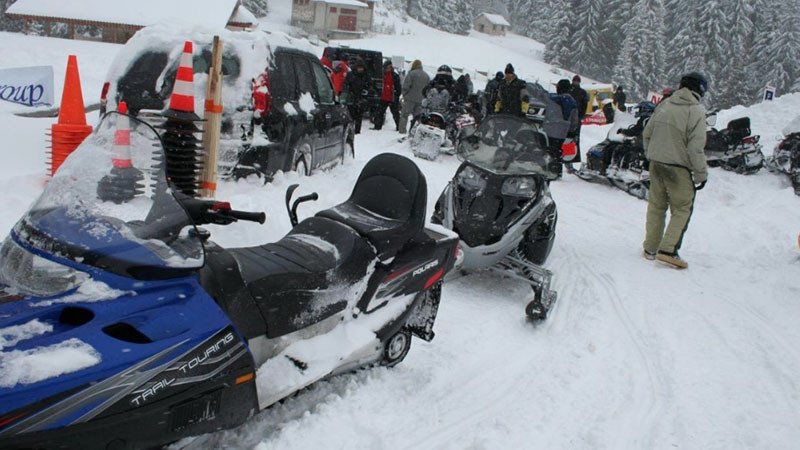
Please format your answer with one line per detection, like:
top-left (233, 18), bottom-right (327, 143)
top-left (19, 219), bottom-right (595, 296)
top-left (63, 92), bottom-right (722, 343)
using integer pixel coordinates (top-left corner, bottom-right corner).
top-left (0, 112), bottom-right (204, 297)
top-left (782, 115), bottom-right (800, 136)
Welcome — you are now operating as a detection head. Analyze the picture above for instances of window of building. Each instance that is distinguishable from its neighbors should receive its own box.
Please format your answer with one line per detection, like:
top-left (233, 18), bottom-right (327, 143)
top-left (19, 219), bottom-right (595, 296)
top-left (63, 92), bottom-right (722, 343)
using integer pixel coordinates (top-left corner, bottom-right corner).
top-left (330, 7), bottom-right (337, 13)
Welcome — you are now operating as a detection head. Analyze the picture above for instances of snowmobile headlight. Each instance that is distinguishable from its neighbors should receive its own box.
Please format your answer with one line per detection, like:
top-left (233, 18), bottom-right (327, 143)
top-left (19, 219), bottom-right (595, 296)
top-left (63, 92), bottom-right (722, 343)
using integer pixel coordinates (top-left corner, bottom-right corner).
top-left (457, 165), bottom-right (486, 191)
top-left (502, 176), bottom-right (537, 197)
top-left (0, 235), bottom-right (88, 298)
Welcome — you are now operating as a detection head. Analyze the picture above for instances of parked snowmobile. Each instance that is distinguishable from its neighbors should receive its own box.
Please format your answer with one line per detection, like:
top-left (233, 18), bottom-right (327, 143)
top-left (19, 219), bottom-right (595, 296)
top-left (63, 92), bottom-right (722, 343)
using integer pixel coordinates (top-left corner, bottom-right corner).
top-left (431, 114), bottom-right (558, 320)
top-left (704, 111), bottom-right (764, 174)
top-left (765, 119), bottom-right (800, 195)
top-left (0, 113), bottom-right (458, 450)
top-left (409, 92), bottom-right (478, 161)
top-left (575, 108), bottom-right (650, 200)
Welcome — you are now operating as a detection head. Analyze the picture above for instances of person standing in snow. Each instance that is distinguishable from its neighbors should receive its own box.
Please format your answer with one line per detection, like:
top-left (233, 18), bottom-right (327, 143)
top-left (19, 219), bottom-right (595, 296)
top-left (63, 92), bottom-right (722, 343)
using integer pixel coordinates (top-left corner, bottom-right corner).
top-left (330, 59), bottom-right (349, 96)
top-left (567, 74), bottom-right (589, 172)
top-left (341, 59), bottom-right (373, 134)
top-left (374, 60), bottom-right (401, 131)
top-left (484, 71), bottom-right (504, 116)
top-left (455, 72), bottom-right (473, 103)
top-left (495, 64), bottom-right (529, 116)
top-left (614, 85), bottom-right (627, 112)
top-left (547, 79), bottom-right (579, 178)
top-left (398, 59), bottom-right (429, 134)
top-left (642, 72), bottom-right (709, 269)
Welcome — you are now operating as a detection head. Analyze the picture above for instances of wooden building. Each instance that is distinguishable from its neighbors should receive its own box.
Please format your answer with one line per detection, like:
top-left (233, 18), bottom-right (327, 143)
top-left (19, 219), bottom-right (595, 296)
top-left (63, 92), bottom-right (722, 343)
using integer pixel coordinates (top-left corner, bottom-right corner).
top-left (291, 0), bottom-right (376, 40)
top-left (473, 12), bottom-right (510, 36)
top-left (5, 0), bottom-right (257, 44)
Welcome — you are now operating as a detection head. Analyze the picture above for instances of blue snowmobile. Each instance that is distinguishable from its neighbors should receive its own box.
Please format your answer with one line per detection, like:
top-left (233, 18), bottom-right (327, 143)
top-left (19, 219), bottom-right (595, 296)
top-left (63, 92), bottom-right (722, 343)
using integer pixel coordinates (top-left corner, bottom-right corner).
top-left (0, 112), bottom-right (458, 449)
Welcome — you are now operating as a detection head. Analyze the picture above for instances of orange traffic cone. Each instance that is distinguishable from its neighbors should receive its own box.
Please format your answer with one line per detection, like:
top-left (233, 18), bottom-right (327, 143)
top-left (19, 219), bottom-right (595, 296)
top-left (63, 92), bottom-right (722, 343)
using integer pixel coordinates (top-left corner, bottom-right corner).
top-left (168, 41), bottom-right (196, 114)
top-left (97, 101), bottom-right (144, 203)
top-left (160, 40), bottom-right (204, 197)
top-left (48, 55), bottom-right (93, 176)
top-left (112, 101), bottom-right (132, 168)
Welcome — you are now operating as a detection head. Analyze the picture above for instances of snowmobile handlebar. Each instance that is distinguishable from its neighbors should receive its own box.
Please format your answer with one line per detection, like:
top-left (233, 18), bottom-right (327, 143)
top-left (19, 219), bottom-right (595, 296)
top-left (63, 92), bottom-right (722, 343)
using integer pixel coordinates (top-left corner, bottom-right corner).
top-left (180, 198), bottom-right (266, 226)
top-left (285, 184), bottom-right (319, 227)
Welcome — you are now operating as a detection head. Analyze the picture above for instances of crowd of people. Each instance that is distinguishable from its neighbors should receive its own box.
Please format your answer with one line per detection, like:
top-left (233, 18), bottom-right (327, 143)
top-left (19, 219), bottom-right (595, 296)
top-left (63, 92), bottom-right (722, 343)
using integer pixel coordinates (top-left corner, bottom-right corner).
top-left (319, 55), bottom-right (708, 269)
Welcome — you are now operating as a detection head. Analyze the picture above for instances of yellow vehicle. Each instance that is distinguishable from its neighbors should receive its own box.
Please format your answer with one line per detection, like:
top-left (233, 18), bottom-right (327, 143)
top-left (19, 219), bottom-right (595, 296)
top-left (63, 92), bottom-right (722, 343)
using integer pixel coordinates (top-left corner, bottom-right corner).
top-left (584, 86), bottom-right (615, 115)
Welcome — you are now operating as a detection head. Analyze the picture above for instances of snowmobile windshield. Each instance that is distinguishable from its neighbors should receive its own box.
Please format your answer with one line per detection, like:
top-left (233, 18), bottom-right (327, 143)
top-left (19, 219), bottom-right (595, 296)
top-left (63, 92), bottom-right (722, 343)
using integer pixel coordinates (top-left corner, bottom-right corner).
top-left (458, 115), bottom-right (554, 177)
top-left (5, 112), bottom-right (204, 281)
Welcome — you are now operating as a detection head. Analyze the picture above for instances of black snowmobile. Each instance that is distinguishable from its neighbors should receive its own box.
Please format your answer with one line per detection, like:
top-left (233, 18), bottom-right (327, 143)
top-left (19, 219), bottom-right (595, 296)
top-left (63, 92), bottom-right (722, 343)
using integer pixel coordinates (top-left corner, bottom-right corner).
top-left (0, 112), bottom-right (458, 450)
top-left (704, 112), bottom-right (764, 174)
top-left (765, 130), bottom-right (800, 195)
top-left (432, 114), bottom-right (559, 320)
top-left (575, 103), bottom-right (653, 200)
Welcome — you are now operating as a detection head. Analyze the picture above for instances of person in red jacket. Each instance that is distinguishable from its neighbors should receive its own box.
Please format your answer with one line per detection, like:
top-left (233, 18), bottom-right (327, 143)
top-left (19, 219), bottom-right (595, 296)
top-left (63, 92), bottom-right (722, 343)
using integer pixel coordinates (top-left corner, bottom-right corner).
top-left (373, 60), bottom-right (401, 131)
top-left (330, 60), bottom-right (349, 96)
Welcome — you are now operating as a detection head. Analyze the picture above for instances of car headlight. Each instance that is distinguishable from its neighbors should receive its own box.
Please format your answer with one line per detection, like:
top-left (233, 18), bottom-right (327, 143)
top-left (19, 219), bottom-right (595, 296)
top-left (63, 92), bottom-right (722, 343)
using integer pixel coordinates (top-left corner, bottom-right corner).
top-left (501, 176), bottom-right (537, 197)
top-left (457, 165), bottom-right (487, 191)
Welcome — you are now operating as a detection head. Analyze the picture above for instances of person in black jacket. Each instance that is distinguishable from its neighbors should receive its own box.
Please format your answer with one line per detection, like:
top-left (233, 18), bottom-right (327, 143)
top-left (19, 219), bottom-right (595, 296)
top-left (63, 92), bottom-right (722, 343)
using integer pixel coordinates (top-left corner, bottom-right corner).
top-left (495, 64), bottom-right (529, 117)
top-left (373, 60), bottom-right (401, 131)
top-left (614, 85), bottom-right (627, 112)
top-left (484, 71), bottom-right (503, 116)
top-left (567, 74), bottom-right (589, 172)
top-left (341, 59), bottom-right (373, 134)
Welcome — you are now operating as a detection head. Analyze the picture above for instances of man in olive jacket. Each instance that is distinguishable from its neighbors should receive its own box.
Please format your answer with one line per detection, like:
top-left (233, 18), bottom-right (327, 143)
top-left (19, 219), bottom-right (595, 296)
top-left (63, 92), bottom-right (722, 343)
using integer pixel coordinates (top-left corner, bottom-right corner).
top-left (398, 59), bottom-right (430, 134)
top-left (642, 72), bottom-right (708, 269)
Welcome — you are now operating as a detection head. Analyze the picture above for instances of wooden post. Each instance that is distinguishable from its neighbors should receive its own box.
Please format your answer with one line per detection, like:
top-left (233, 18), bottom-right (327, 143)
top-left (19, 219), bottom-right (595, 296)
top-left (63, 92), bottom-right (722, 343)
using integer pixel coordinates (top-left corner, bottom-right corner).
top-left (200, 36), bottom-right (223, 199)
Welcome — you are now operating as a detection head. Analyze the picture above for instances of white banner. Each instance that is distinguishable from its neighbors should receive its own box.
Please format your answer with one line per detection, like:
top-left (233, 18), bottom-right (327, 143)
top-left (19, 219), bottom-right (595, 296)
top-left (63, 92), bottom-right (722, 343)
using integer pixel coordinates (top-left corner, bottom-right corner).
top-left (0, 66), bottom-right (55, 107)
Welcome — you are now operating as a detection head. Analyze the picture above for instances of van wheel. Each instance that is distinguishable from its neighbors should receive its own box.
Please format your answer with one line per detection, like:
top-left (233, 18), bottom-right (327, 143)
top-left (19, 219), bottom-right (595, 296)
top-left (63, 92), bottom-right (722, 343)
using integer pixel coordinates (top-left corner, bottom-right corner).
top-left (294, 157), bottom-right (309, 177)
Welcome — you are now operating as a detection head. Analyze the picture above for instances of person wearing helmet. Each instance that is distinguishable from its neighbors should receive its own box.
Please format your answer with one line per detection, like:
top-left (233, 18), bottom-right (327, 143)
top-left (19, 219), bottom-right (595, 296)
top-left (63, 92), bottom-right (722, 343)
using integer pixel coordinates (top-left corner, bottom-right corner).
top-left (373, 60), bottom-right (401, 131)
top-left (341, 58), bottom-right (373, 134)
top-left (423, 65), bottom-right (455, 97)
top-left (642, 71), bottom-right (709, 269)
top-left (484, 71), bottom-right (504, 116)
top-left (617, 101), bottom-right (656, 137)
top-left (495, 63), bottom-right (530, 116)
top-left (398, 59), bottom-right (430, 134)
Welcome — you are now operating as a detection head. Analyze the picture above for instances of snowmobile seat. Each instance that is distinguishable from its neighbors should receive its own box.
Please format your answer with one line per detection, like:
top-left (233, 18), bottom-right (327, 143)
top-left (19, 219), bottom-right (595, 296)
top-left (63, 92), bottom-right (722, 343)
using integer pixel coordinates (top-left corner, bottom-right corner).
top-left (317, 153), bottom-right (427, 260)
top-left (227, 216), bottom-right (376, 338)
top-left (726, 117), bottom-right (751, 143)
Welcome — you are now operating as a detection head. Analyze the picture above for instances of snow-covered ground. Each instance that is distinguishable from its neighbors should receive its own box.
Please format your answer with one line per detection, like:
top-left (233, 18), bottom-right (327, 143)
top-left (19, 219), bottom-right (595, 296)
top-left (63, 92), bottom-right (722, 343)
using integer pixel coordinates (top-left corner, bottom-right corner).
top-left (2, 14), bottom-right (800, 449)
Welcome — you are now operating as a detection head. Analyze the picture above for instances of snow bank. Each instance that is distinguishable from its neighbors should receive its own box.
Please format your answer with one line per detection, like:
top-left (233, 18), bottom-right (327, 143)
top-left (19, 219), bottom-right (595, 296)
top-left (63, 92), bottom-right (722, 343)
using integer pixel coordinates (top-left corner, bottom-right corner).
top-left (0, 338), bottom-right (101, 387)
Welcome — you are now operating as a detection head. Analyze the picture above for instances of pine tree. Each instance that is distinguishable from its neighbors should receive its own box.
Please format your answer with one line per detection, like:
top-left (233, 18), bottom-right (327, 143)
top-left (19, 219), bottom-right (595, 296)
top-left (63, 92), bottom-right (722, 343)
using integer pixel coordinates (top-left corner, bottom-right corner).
top-left (612, 0), bottom-right (666, 100)
top-left (762, 0), bottom-right (800, 95)
top-left (570, 0), bottom-right (606, 79)
top-left (0, 0), bottom-right (21, 32)
top-left (543, 0), bottom-right (574, 68)
top-left (409, 0), bottom-right (474, 34)
top-left (716, 0), bottom-right (753, 108)
top-left (664, 1), bottom-right (704, 87)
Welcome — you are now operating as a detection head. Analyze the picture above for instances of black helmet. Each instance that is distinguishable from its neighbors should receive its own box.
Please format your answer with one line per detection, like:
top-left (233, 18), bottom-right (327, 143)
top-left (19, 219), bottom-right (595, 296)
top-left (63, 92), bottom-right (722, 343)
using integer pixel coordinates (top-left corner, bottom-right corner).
top-left (437, 65), bottom-right (452, 76)
top-left (556, 79), bottom-right (571, 94)
top-left (495, 71), bottom-right (504, 80)
top-left (635, 101), bottom-right (656, 118)
top-left (680, 72), bottom-right (708, 97)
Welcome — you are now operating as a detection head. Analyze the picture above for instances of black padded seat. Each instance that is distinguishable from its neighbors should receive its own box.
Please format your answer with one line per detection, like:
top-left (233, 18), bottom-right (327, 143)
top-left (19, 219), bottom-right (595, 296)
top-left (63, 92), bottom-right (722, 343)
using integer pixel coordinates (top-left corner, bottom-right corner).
top-left (317, 153), bottom-right (427, 260)
top-left (228, 216), bottom-right (376, 338)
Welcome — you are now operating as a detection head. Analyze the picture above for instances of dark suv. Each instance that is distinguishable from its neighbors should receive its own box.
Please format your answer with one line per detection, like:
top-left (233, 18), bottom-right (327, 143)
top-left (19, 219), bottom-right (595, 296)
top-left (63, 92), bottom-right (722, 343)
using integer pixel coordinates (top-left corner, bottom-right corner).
top-left (101, 27), bottom-right (354, 179)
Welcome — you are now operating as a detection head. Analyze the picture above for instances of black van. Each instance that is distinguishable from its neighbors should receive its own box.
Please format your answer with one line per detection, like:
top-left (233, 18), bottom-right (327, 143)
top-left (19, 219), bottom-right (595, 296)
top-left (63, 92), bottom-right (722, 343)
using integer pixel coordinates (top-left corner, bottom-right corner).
top-left (100, 27), bottom-right (354, 180)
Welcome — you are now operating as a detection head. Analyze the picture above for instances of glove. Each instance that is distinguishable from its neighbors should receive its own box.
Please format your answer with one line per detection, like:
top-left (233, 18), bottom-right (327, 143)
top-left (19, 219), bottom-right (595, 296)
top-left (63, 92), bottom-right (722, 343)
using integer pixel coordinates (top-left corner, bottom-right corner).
top-left (616, 129), bottom-right (624, 134)
top-left (521, 101), bottom-right (530, 114)
top-left (495, 101), bottom-right (501, 113)
top-left (694, 181), bottom-right (706, 191)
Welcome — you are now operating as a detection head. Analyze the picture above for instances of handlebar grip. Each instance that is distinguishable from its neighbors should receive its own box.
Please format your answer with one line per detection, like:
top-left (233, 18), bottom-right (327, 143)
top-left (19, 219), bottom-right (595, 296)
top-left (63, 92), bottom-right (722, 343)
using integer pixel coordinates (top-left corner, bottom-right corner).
top-left (297, 193), bottom-right (319, 203)
top-left (228, 210), bottom-right (266, 224)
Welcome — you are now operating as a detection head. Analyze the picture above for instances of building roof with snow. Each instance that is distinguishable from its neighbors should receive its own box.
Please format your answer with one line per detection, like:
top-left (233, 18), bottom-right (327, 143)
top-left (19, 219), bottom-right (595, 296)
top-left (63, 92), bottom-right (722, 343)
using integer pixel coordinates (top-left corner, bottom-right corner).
top-left (6, 0), bottom-right (256, 29)
top-left (476, 13), bottom-right (510, 27)
top-left (312, 0), bottom-right (369, 8)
